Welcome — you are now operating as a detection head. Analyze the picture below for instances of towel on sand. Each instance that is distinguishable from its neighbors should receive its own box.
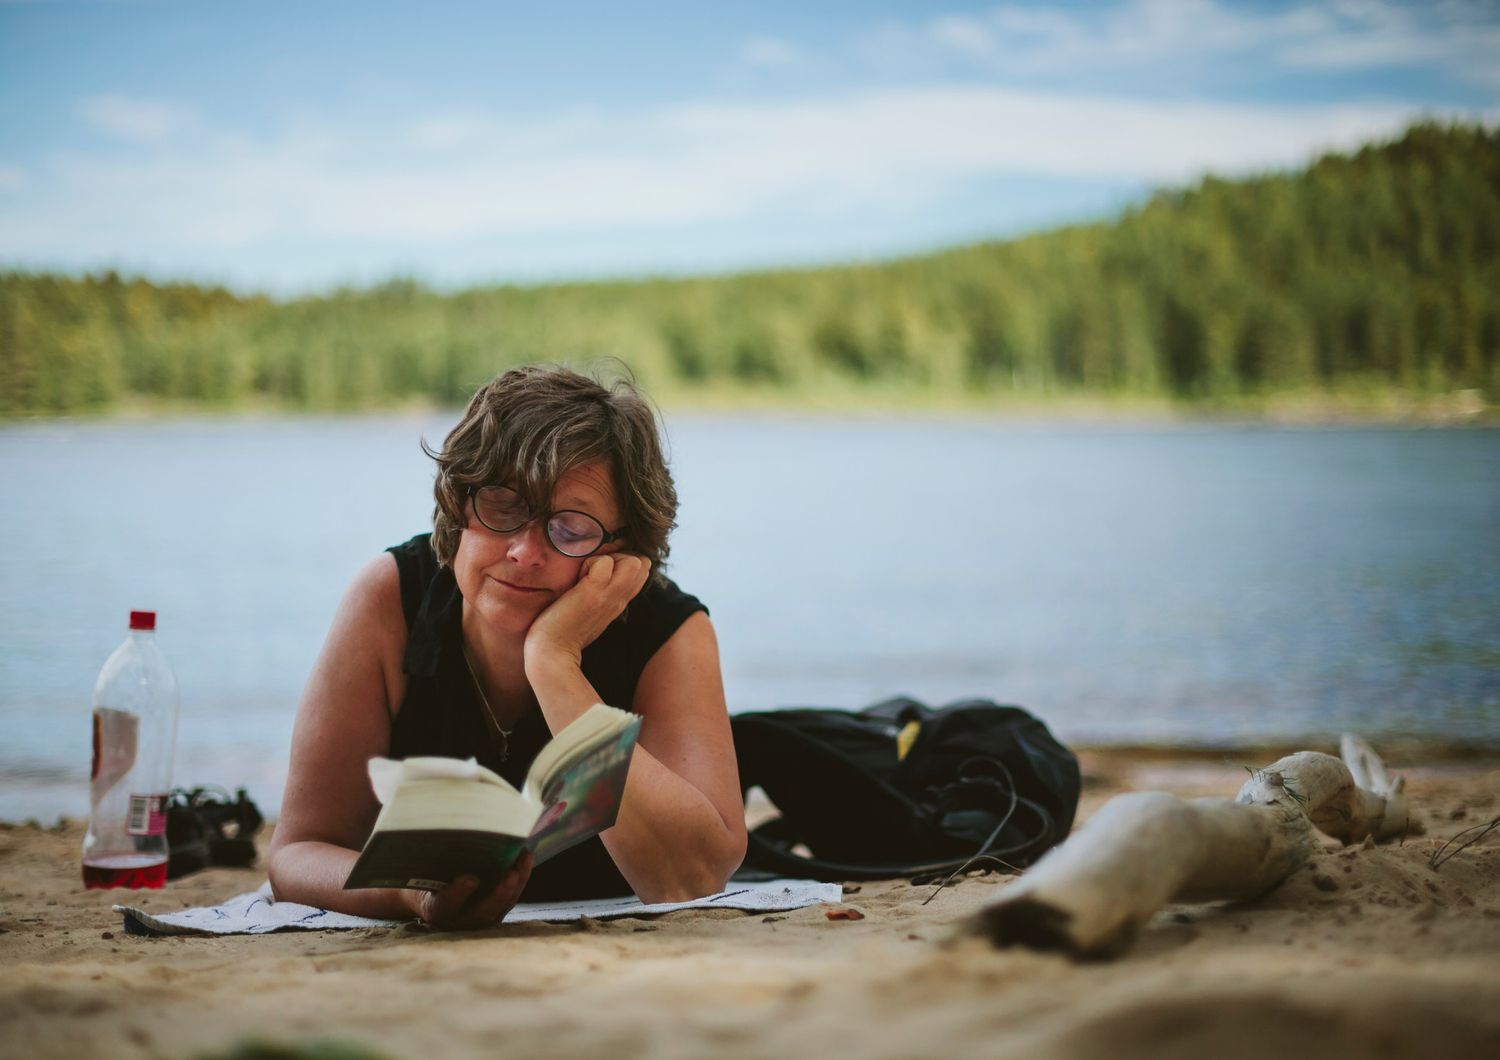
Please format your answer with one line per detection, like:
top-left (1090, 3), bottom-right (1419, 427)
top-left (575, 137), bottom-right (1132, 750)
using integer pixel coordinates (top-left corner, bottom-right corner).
top-left (115, 879), bottom-right (842, 936)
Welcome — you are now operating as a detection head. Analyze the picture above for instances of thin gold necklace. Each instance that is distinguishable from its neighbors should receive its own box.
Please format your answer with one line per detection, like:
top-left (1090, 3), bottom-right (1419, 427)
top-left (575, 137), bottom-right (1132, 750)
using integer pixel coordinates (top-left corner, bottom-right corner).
top-left (462, 647), bottom-right (513, 760)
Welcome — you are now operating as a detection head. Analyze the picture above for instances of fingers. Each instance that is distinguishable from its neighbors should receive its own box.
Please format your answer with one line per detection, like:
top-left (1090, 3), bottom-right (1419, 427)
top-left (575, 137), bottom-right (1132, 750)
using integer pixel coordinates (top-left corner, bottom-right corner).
top-left (418, 852), bottom-right (534, 930)
top-left (623, 554), bottom-right (651, 589)
top-left (530, 553), bottom-right (653, 661)
top-left (462, 852), bottom-right (534, 925)
top-left (582, 554), bottom-right (613, 581)
top-left (417, 874), bottom-right (482, 928)
top-left (589, 553), bottom-right (650, 588)
top-left (580, 554), bottom-right (651, 605)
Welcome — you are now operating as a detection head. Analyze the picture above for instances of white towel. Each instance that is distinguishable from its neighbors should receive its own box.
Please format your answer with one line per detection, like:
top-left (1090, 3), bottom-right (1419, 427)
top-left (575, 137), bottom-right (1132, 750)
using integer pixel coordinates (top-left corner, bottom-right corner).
top-left (115, 879), bottom-right (842, 936)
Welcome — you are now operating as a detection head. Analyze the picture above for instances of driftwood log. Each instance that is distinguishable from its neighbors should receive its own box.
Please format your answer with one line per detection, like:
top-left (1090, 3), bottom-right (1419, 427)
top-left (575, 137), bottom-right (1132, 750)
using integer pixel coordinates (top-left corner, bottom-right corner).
top-left (970, 735), bottom-right (1420, 957)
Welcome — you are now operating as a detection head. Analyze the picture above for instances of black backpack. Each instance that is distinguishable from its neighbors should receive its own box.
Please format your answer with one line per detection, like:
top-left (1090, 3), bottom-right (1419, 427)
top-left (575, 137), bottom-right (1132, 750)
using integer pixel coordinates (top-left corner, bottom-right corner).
top-left (732, 697), bottom-right (1080, 882)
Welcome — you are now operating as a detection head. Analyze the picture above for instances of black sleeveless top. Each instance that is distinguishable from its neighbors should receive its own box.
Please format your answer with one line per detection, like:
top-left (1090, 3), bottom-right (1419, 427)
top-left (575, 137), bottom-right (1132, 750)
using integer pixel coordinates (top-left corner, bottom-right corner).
top-left (384, 533), bottom-right (707, 900)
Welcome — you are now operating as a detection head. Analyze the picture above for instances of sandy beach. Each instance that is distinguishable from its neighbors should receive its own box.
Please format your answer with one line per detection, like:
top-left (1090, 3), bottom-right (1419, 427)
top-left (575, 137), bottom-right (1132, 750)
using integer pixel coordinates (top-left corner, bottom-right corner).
top-left (3, 750), bottom-right (1498, 1060)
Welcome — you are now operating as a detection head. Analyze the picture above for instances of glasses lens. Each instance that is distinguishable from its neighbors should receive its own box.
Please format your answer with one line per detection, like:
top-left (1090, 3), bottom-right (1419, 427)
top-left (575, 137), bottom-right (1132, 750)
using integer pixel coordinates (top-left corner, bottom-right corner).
top-left (547, 511), bottom-right (605, 557)
top-left (474, 486), bottom-right (529, 532)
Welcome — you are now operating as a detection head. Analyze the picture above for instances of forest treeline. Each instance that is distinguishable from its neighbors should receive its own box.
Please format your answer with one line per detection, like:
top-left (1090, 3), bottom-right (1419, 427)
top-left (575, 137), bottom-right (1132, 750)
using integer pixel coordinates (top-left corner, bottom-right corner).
top-left (2, 121), bottom-right (1497, 415)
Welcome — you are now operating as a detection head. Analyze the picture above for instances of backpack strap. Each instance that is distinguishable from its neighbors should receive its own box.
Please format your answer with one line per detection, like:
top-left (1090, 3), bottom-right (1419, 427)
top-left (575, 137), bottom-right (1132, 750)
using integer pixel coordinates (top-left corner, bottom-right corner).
top-left (740, 778), bottom-right (1058, 882)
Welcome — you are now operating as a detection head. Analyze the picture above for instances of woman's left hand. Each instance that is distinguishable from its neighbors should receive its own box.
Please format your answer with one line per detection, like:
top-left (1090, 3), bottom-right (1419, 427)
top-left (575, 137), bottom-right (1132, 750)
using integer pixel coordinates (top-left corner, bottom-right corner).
top-left (408, 852), bottom-right (533, 930)
top-left (523, 553), bottom-right (652, 670)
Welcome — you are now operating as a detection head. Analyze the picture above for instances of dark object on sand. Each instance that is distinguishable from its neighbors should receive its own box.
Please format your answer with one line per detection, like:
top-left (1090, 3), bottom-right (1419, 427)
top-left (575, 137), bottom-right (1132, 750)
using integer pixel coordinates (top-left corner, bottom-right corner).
top-left (732, 697), bottom-right (1080, 883)
top-left (166, 786), bottom-right (264, 880)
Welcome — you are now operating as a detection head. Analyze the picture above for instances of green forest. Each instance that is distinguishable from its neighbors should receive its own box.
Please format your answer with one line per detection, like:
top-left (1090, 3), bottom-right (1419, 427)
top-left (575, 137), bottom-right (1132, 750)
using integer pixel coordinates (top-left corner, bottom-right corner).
top-left (2, 122), bottom-right (1497, 416)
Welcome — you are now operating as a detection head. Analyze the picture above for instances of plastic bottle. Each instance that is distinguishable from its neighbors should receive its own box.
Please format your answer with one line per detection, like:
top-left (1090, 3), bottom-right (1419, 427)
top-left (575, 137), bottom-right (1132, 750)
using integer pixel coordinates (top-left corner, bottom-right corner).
top-left (82, 610), bottom-right (180, 889)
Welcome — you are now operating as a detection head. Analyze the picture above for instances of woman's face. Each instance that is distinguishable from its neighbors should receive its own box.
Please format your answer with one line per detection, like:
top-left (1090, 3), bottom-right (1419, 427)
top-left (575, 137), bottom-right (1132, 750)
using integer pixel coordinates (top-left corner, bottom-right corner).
top-left (453, 461), bottom-right (624, 638)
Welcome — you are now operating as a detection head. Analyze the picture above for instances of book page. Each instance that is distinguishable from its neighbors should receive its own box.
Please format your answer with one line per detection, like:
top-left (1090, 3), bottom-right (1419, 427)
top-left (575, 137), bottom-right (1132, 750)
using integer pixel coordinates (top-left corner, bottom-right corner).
top-left (523, 703), bottom-right (634, 800)
top-left (367, 777), bottom-right (539, 838)
top-left (363, 757), bottom-right (536, 838)
top-left (367, 755), bottom-right (517, 804)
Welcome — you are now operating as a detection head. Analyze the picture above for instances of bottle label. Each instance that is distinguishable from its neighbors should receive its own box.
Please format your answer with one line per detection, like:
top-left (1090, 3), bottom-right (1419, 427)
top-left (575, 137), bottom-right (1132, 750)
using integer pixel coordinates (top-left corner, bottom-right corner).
top-left (91, 708), bottom-right (139, 796)
top-left (126, 793), bottom-right (168, 837)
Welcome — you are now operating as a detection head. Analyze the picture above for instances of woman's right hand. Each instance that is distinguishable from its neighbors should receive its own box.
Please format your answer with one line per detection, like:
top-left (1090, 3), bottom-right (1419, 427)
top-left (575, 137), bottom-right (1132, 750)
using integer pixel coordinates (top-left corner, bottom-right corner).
top-left (404, 852), bottom-right (533, 930)
top-left (523, 553), bottom-right (652, 672)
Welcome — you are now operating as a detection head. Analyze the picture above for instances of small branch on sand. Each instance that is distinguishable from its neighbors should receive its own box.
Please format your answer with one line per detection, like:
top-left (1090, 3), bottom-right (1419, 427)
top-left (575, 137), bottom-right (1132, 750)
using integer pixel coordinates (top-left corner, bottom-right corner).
top-left (1429, 814), bottom-right (1500, 871)
top-left (966, 735), bottom-right (1420, 958)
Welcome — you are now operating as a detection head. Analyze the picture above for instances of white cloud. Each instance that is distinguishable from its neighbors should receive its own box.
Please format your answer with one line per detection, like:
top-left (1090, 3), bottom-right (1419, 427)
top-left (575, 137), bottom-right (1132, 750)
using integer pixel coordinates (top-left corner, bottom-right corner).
top-left (408, 115), bottom-right (494, 152)
top-left (906, 0), bottom-right (1500, 88)
top-left (929, 16), bottom-right (997, 57)
top-left (77, 94), bottom-right (195, 145)
top-left (741, 36), bottom-right (803, 67)
top-left (1280, 1), bottom-right (1500, 86)
top-left (910, 1), bottom-right (1318, 73)
top-left (2, 85), bottom-right (1475, 271)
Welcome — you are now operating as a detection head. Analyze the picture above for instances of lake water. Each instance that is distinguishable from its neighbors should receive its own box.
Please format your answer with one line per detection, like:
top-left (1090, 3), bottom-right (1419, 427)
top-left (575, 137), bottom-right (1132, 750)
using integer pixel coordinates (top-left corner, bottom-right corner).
top-left (2, 414), bottom-right (1497, 822)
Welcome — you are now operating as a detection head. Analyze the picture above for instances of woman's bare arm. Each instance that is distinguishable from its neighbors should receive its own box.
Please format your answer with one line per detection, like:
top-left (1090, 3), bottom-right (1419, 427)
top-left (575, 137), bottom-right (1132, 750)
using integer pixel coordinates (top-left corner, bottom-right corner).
top-left (525, 564), bottom-right (747, 903)
top-left (266, 553), bottom-right (421, 919)
top-left (609, 611), bottom-right (748, 900)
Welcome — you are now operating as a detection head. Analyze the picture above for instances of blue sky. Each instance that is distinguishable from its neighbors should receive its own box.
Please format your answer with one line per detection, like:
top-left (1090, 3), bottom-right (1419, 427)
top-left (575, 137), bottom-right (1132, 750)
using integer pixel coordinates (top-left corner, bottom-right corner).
top-left (1, 0), bottom-right (1497, 294)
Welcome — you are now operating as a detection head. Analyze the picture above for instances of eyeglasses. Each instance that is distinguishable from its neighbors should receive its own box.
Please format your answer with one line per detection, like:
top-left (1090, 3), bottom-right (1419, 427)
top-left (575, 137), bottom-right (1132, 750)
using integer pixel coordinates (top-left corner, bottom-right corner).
top-left (468, 485), bottom-right (624, 558)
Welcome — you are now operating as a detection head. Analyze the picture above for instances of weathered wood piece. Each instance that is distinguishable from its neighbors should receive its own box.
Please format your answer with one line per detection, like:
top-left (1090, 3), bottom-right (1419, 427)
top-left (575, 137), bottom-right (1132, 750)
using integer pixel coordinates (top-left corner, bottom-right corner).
top-left (969, 735), bottom-right (1418, 957)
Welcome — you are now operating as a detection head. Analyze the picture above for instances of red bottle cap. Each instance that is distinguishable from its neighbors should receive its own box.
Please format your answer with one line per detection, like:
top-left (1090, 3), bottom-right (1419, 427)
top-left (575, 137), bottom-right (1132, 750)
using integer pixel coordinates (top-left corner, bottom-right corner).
top-left (129, 610), bottom-right (156, 631)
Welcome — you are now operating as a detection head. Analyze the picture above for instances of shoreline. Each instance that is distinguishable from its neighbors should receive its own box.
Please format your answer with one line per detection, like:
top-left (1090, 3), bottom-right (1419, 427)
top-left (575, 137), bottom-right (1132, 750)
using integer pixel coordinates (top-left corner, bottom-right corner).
top-left (1, 386), bottom-right (1495, 429)
top-left (8, 748), bottom-right (1498, 831)
top-left (7, 744), bottom-right (1497, 829)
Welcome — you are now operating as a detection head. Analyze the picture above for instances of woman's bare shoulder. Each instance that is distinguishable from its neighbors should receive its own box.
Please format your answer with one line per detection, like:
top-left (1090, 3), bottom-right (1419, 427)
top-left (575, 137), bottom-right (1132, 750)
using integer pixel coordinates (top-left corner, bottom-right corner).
top-left (327, 551), bottom-right (408, 642)
top-left (347, 551), bottom-right (403, 617)
top-left (318, 551), bottom-right (409, 717)
top-left (273, 551), bottom-right (417, 848)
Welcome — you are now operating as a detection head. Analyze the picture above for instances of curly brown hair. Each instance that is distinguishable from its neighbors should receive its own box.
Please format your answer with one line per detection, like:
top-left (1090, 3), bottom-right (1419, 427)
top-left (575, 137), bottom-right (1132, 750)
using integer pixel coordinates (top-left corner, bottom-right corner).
top-left (424, 364), bottom-right (678, 576)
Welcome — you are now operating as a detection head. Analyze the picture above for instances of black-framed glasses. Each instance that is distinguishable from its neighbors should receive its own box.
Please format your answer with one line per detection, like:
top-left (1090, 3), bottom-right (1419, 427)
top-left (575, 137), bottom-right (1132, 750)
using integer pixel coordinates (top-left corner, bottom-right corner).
top-left (468, 485), bottom-right (624, 558)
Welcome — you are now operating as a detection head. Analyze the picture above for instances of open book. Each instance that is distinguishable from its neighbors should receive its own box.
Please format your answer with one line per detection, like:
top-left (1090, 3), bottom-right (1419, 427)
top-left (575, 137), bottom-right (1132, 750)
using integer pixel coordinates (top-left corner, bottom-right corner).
top-left (343, 703), bottom-right (641, 891)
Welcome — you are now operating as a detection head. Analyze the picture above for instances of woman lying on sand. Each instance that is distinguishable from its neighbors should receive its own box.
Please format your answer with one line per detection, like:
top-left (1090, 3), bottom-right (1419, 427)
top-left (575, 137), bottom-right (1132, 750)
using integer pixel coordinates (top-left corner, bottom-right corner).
top-left (268, 365), bottom-right (747, 928)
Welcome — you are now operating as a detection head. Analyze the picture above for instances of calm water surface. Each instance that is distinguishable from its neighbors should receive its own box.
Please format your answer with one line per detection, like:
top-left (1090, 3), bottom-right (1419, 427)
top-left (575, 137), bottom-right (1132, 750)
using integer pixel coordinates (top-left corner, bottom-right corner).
top-left (2, 414), bottom-right (1497, 821)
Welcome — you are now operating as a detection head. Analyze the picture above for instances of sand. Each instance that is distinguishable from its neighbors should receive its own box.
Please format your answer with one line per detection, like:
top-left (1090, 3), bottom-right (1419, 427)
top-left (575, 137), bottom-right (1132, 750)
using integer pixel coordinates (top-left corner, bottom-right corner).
top-left (3, 751), bottom-right (1498, 1060)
